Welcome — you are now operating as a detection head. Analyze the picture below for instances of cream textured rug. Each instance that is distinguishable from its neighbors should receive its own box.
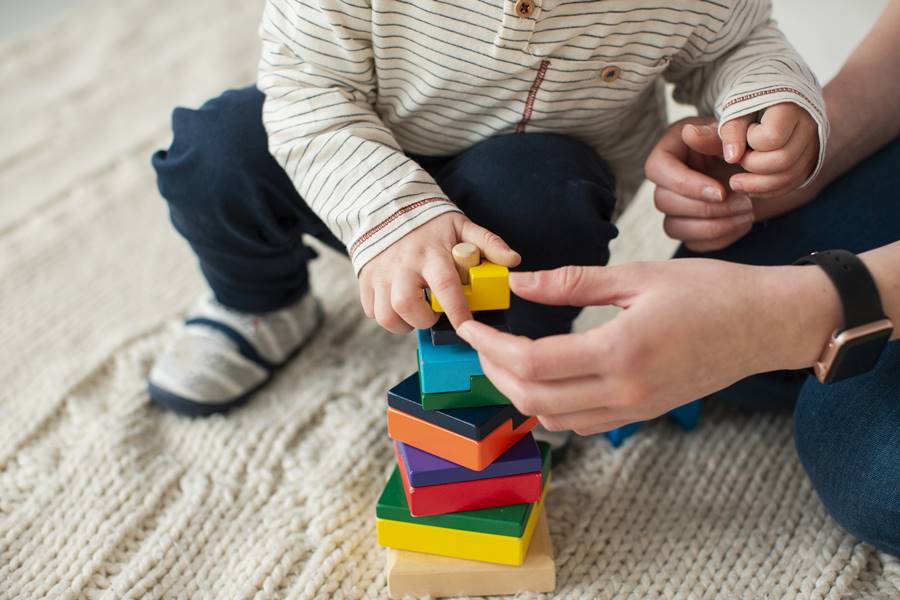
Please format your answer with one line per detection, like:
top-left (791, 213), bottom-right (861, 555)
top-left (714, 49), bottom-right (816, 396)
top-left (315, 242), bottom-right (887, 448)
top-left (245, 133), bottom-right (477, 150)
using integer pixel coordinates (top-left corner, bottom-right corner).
top-left (1, 1), bottom-right (898, 598)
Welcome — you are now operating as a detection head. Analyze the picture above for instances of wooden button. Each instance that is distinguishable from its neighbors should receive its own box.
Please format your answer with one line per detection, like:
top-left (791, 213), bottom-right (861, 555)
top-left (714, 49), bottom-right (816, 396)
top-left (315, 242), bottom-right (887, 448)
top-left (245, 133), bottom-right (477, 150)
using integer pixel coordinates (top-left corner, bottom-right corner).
top-left (514, 0), bottom-right (535, 18)
top-left (600, 66), bottom-right (621, 83)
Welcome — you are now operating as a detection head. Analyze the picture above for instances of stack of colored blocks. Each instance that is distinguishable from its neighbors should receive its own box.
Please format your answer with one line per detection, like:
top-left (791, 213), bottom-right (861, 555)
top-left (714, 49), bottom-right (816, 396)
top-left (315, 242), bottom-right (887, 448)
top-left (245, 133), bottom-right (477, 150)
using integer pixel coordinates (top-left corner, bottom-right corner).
top-left (376, 254), bottom-right (557, 598)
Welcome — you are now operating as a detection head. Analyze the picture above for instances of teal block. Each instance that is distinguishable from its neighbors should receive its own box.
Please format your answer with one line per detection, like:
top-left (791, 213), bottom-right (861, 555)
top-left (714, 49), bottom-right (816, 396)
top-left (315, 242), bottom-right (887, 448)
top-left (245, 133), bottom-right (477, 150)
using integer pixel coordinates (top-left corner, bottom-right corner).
top-left (416, 329), bottom-right (483, 394)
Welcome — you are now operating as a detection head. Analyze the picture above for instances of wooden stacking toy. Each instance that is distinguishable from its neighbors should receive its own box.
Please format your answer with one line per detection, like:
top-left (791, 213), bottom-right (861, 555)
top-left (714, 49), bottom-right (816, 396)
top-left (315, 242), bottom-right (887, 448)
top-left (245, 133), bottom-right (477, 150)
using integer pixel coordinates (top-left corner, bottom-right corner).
top-left (376, 243), bottom-right (557, 598)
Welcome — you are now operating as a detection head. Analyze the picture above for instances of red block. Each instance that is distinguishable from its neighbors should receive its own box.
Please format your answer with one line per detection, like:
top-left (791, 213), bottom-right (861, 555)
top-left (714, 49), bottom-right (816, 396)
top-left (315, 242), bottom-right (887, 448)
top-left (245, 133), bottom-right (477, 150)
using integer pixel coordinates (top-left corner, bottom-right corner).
top-left (394, 444), bottom-right (542, 517)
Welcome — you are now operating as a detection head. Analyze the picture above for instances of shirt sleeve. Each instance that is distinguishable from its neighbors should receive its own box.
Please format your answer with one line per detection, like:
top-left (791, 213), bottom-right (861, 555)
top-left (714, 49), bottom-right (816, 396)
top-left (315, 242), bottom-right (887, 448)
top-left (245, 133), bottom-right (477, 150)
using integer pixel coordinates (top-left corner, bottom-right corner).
top-left (258, 0), bottom-right (461, 275)
top-left (664, 0), bottom-right (829, 186)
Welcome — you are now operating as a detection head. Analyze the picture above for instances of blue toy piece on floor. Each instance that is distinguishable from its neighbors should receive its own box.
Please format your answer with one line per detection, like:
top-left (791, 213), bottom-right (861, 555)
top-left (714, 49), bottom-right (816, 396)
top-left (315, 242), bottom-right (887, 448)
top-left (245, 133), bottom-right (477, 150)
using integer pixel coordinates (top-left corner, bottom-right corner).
top-left (604, 400), bottom-right (702, 447)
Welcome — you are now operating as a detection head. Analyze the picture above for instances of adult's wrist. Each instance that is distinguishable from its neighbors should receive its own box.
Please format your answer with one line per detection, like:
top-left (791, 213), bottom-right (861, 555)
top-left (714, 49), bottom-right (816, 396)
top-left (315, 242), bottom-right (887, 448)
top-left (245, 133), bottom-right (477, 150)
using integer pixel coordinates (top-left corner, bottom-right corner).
top-left (757, 264), bottom-right (843, 372)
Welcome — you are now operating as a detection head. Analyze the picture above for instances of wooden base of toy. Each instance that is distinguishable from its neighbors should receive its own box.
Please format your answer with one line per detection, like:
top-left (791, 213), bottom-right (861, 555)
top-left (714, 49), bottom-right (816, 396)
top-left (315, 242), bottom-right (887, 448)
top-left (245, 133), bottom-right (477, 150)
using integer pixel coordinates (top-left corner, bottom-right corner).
top-left (385, 511), bottom-right (555, 599)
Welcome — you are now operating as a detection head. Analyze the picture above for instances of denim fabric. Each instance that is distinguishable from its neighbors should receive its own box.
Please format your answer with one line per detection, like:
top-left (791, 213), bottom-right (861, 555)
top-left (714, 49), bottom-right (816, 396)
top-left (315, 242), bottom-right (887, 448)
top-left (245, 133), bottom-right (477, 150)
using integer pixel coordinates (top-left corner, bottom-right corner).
top-left (679, 137), bottom-right (900, 556)
top-left (152, 86), bottom-right (619, 338)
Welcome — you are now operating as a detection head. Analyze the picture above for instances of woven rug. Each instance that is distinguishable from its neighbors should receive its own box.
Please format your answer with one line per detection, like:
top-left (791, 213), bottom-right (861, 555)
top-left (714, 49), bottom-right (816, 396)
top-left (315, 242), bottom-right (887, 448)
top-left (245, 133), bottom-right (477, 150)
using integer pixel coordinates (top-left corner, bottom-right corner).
top-left (1, 0), bottom-right (898, 598)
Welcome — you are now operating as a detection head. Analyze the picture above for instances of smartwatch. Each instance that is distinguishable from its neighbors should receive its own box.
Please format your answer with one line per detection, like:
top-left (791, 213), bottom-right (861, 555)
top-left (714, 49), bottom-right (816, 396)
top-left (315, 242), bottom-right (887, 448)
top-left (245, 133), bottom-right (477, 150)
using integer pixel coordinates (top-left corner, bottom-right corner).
top-left (795, 250), bottom-right (893, 384)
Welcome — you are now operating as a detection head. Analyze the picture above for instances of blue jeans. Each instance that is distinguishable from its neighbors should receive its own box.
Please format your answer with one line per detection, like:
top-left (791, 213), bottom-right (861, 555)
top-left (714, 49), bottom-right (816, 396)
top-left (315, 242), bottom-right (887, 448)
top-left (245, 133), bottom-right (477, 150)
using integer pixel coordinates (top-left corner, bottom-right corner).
top-left (678, 138), bottom-right (900, 556)
top-left (152, 86), bottom-right (618, 340)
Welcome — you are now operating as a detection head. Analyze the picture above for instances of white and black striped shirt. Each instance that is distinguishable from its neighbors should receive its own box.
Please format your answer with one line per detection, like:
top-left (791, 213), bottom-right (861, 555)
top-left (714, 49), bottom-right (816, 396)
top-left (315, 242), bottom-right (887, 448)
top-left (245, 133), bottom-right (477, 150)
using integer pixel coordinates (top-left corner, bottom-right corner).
top-left (259, 0), bottom-right (827, 273)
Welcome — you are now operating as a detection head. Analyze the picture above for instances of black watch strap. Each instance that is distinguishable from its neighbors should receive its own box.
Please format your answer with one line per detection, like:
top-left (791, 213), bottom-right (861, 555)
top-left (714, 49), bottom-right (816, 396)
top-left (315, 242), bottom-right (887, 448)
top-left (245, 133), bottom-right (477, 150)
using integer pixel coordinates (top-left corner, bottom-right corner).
top-left (794, 250), bottom-right (887, 331)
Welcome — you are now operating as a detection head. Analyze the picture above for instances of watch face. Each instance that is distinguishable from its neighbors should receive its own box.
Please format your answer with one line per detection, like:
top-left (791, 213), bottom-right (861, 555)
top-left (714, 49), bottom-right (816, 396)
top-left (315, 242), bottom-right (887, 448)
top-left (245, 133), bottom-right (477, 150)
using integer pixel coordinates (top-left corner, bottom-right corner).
top-left (821, 327), bottom-right (893, 384)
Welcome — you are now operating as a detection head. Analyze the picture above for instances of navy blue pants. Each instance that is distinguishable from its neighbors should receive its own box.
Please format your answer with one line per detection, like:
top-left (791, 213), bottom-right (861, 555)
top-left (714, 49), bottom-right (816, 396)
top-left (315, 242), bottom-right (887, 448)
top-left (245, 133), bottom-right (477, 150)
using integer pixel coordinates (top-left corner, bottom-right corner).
top-left (153, 86), bottom-right (899, 555)
top-left (152, 87), bottom-right (618, 339)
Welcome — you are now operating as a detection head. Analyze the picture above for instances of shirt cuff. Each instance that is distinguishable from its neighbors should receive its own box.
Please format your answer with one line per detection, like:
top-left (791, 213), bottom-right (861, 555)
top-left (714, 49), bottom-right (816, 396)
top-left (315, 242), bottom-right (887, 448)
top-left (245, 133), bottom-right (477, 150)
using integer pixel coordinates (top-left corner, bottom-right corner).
top-left (717, 85), bottom-right (829, 188)
top-left (349, 198), bottom-right (463, 276)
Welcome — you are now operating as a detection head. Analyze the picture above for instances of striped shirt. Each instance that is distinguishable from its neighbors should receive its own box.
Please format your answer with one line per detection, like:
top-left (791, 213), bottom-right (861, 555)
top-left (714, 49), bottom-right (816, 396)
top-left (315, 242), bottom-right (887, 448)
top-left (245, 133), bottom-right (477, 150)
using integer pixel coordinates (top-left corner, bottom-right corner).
top-left (258, 0), bottom-right (827, 274)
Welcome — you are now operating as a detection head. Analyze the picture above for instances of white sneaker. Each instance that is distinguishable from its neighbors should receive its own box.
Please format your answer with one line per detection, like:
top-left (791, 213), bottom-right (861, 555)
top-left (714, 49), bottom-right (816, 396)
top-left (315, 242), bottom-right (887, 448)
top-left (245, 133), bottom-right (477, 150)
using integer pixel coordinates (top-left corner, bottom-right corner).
top-left (148, 292), bottom-right (323, 416)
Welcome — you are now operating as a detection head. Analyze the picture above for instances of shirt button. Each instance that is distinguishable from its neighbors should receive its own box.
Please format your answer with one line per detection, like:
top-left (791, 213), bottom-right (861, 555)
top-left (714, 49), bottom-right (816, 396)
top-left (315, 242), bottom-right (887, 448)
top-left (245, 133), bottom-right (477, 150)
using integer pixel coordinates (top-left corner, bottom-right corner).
top-left (600, 66), bottom-right (621, 83)
top-left (514, 0), bottom-right (535, 18)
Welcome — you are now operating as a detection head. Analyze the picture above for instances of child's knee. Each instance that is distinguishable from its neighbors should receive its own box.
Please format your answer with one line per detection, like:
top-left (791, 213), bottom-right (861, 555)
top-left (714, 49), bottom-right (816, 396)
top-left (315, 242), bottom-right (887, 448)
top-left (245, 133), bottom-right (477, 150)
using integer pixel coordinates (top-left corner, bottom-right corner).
top-left (439, 133), bottom-right (618, 269)
top-left (151, 87), bottom-right (269, 211)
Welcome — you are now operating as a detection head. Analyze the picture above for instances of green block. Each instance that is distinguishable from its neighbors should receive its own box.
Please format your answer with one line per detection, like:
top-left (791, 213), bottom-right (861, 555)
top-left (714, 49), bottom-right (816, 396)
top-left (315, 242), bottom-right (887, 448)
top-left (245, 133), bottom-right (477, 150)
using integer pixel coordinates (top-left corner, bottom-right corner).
top-left (375, 442), bottom-right (551, 536)
top-left (420, 375), bottom-right (511, 410)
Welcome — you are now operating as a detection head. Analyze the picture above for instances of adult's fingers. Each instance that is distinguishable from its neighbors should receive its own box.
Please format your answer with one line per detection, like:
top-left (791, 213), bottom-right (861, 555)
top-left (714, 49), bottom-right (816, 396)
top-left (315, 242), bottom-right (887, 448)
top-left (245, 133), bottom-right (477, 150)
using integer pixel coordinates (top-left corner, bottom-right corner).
top-left (645, 128), bottom-right (726, 202)
top-left (719, 114), bottom-right (755, 164)
top-left (683, 226), bottom-right (752, 253)
top-left (505, 265), bottom-right (633, 308)
top-left (681, 123), bottom-right (724, 157)
top-left (654, 187), bottom-right (752, 219)
top-left (477, 354), bottom-right (610, 415)
top-left (459, 221), bottom-right (521, 268)
top-left (540, 412), bottom-right (636, 437)
top-left (374, 283), bottom-right (413, 334)
top-left (747, 103), bottom-right (801, 151)
top-left (663, 212), bottom-right (754, 242)
top-left (457, 321), bottom-right (602, 383)
top-left (422, 258), bottom-right (472, 328)
top-left (359, 281), bottom-right (375, 319)
top-left (390, 271), bottom-right (438, 330)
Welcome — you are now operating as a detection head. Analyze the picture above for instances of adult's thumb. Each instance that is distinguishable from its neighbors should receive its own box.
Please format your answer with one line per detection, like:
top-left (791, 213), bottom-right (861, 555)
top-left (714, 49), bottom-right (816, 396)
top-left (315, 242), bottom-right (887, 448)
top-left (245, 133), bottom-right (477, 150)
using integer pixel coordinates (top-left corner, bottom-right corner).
top-left (682, 122), bottom-right (724, 158)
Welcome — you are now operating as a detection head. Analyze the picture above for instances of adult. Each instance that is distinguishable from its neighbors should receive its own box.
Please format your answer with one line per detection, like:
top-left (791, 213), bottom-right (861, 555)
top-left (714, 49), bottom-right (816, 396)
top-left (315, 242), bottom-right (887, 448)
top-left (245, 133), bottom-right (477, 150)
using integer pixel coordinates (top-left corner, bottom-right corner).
top-left (458, 0), bottom-right (900, 556)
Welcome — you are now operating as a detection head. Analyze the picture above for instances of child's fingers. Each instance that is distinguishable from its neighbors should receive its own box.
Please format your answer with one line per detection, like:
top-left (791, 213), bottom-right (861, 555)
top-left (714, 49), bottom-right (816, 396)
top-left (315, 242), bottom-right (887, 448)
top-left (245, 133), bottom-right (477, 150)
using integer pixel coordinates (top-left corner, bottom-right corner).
top-left (663, 212), bottom-right (754, 243)
top-left (741, 116), bottom-right (817, 175)
top-left (374, 283), bottom-right (413, 334)
top-left (654, 187), bottom-right (752, 219)
top-left (747, 104), bottom-right (800, 152)
top-left (719, 114), bottom-right (755, 164)
top-left (423, 259), bottom-right (473, 328)
top-left (731, 150), bottom-right (816, 195)
top-left (459, 221), bottom-right (521, 268)
top-left (391, 271), bottom-right (438, 330)
top-left (645, 139), bottom-right (726, 202)
top-left (681, 123), bottom-right (724, 157)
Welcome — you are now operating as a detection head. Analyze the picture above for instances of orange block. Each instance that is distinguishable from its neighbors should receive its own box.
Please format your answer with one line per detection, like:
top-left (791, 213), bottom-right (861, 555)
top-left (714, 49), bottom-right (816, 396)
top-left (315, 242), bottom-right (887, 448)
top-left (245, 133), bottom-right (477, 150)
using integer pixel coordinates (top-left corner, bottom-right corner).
top-left (387, 407), bottom-right (538, 471)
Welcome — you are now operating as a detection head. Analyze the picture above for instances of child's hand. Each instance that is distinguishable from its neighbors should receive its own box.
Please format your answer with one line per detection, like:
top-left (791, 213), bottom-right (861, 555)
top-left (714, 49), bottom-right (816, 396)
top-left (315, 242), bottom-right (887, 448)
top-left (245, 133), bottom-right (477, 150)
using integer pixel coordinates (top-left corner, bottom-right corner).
top-left (719, 102), bottom-right (820, 198)
top-left (358, 213), bottom-right (520, 334)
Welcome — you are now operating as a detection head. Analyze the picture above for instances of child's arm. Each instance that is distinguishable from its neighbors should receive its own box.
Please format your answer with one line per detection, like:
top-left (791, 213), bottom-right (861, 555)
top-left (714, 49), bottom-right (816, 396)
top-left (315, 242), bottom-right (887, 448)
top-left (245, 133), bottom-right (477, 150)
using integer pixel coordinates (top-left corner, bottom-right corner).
top-left (258, 0), bottom-right (458, 273)
top-left (665, 0), bottom-right (829, 196)
top-left (258, 0), bottom-right (519, 330)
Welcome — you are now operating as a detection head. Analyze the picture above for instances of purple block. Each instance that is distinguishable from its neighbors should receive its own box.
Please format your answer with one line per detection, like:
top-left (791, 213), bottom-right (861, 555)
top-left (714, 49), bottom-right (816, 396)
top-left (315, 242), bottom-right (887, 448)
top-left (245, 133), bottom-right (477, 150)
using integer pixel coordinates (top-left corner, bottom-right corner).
top-left (397, 434), bottom-right (542, 487)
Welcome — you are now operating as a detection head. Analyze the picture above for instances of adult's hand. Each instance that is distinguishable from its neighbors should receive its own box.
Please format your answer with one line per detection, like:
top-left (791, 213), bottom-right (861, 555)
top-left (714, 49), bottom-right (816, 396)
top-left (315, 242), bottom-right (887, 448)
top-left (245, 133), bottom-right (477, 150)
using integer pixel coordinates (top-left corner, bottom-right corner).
top-left (646, 117), bottom-right (824, 251)
top-left (645, 116), bottom-right (753, 253)
top-left (456, 262), bottom-right (841, 436)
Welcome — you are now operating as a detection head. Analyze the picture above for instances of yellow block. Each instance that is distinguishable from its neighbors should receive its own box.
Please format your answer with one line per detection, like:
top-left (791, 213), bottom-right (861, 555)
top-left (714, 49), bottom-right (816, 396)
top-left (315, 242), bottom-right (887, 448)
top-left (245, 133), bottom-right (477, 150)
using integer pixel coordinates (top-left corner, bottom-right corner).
top-left (386, 510), bottom-right (556, 599)
top-left (377, 482), bottom-right (547, 566)
top-left (430, 261), bottom-right (509, 313)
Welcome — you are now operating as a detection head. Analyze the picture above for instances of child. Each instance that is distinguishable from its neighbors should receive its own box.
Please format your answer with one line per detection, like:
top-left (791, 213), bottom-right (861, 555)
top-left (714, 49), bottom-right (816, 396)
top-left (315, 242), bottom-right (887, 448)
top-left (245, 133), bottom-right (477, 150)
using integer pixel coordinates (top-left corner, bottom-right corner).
top-left (149, 0), bottom-right (827, 415)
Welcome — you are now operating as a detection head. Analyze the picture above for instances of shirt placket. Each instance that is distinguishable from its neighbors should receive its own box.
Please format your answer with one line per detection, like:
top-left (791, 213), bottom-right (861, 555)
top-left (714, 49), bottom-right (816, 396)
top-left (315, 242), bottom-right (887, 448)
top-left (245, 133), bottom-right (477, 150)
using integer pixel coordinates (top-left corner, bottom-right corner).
top-left (493, 0), bottom-right (540, 54)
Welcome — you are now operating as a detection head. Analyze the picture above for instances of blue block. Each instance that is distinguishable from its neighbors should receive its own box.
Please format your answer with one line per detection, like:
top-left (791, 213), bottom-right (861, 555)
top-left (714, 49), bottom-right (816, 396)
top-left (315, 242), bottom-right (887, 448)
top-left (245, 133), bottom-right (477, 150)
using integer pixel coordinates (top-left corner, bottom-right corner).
top-left (604, 423), bottom-right (642, 448)
top-left (605, 401), bottom-right (703, 447)
top-left (669, 400), bottom-right (701, 431)
top-left (416, 329), bottom-right (483, 394)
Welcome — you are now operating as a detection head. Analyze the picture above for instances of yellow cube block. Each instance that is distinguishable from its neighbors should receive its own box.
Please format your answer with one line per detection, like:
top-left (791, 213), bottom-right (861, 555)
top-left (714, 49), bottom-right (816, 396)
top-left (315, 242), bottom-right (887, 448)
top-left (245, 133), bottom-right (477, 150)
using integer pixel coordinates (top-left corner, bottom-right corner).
top-left (430, 261), bottom-right (510, 313)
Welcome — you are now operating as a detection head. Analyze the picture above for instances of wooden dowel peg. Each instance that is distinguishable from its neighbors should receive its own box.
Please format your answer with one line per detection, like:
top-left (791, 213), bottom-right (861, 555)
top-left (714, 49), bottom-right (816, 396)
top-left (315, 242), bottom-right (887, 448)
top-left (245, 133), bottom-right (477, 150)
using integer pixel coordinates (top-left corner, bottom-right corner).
top-left (452, 243), bottom-right (481, 284)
